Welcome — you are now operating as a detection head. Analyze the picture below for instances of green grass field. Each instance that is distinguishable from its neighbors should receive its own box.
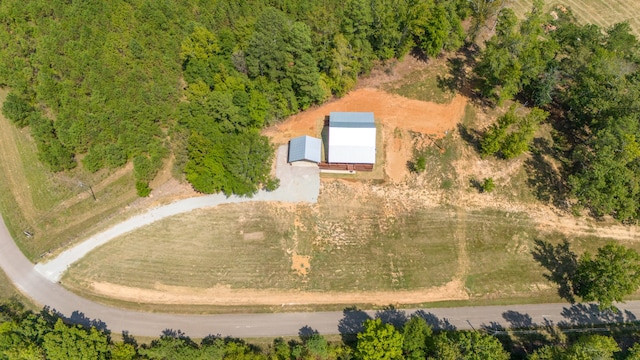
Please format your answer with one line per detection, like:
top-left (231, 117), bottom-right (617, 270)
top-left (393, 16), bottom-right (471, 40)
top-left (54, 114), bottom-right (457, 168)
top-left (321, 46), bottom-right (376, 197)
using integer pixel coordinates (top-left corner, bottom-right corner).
top-left (63, 194), bottom-right (640, 312)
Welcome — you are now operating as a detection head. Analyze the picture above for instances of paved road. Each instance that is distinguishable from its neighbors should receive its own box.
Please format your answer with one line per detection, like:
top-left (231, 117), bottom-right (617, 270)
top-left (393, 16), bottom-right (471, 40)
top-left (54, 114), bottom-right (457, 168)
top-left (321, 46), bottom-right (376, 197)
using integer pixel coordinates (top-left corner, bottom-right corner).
top-left (4, 215), bottom-right (640, 338)
top-left (3, 215), bottom-right (640, 338)
top-left (2, 146), bottom-right (640, 338)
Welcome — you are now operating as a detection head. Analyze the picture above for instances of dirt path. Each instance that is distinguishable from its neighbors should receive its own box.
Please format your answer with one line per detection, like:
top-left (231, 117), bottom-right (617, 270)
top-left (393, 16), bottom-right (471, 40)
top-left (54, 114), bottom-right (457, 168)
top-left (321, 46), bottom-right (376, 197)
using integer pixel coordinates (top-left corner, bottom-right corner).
top-left (0, 89), bottom-right (36, 222)
top-left (90, 280), bottom-right (469, 306)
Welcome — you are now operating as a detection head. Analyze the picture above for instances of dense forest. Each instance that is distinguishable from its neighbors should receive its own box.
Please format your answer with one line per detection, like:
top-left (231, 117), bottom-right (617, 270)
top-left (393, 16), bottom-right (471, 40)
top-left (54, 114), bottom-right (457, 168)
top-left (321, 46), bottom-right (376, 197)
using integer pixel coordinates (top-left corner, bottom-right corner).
top-left (0, 0), bottom-right (469, 196)
top-left (2, 0), bottom-right (640, 213)
top-left (3, 299), bottom-right (640, 359)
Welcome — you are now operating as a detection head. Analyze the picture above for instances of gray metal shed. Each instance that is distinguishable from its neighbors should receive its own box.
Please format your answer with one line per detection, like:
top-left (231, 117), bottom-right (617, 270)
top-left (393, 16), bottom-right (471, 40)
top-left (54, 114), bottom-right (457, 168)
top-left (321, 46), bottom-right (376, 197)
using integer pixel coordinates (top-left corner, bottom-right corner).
top-left (288, 135), bottom-right (322, 164)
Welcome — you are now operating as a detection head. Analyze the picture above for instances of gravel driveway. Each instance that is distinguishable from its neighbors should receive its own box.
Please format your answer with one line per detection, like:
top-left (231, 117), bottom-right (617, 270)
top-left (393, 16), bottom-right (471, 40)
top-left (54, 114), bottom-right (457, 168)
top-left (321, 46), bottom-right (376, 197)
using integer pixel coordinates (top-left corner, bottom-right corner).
top-left (35, 145), bottom-right (319, 282)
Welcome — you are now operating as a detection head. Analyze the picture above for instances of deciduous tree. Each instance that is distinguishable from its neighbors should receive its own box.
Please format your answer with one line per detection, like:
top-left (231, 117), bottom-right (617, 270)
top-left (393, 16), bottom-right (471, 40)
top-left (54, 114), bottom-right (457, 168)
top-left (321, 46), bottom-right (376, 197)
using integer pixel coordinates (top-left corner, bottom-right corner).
top-left (574, 244), bottom-right (640, 310)
top-left (355, 318), bottom-right (403, 360)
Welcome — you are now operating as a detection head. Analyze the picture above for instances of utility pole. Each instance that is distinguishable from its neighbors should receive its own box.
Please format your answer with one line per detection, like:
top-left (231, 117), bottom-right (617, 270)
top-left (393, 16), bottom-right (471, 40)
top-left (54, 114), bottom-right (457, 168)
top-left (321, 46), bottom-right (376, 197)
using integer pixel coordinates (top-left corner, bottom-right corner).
top-left (79, 181), bottom-right (97, 201)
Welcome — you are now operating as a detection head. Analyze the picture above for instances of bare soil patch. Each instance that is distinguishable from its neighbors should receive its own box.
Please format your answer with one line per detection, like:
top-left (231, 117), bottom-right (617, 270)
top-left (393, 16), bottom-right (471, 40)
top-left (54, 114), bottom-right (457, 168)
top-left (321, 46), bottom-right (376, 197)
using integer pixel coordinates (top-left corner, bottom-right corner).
top-left (263, 87), bottom-right (467, 183)
top-left (91, 279), bottom-right (468, 306)
top-left (290, 252), bottom-right (310, 276)
top-left (264, 88), bottom-right (466, 145)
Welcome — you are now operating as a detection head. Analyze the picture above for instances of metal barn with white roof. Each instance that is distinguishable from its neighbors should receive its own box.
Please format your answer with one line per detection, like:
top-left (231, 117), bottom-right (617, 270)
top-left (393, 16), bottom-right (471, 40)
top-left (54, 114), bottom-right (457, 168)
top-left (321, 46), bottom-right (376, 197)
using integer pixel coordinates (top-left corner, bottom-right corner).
top-left (327, 112), bottom-right (376, 164)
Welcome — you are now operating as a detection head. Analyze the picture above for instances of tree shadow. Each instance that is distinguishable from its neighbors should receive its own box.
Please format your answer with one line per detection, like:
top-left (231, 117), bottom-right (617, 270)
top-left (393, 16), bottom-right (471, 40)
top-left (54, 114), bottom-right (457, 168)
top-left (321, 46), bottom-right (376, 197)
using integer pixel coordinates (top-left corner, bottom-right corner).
top-left (437, 57), bottom-right (466, 93)
top-left (558, 303), bottom-right (637, 327)
top-left (413, 310), bottom-right (456, 331)
top-left (531, 239), bottom-right (578, 303)
top-left (481, 321), bottom-right (505, 333)
top-left (498, 313), bottom-right (556, 358)
top-left (436, 47), bottom-right (479, 100)
top-left (502, 310), bottom-right (535, 329)
top-left (407, 160), bottom-right (417, 172)
top-left (409, 47), bottom-right (430, 63)
top-left (375, 305), bottom-right (408, 329)
top-left (121, 330), bottom-right (138, 347)
top-left (201, 334), bottom-right (222, 346)
top-left (161, 328), bottom-right (188, 338)
top-left (457, 123), bottom-right (482, 153)
top-left (469, 177), bottom-right (483, 193)
top-left (65, 310), bottom-right (110, 333)
top-left (298, 325), bottom-right (319, 342)
top-left (338, 306), bottom-right (372, 346)
top-left (525, 138), bottom-right (569, 210)
top-left (150, 328), bottom-right (199, 349)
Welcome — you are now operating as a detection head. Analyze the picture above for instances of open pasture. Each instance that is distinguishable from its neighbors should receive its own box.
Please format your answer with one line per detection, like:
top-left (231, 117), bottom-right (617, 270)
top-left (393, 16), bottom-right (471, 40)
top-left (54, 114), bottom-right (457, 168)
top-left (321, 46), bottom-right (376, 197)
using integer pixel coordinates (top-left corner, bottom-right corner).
top-left (511, 0), bottom-right (640, 36)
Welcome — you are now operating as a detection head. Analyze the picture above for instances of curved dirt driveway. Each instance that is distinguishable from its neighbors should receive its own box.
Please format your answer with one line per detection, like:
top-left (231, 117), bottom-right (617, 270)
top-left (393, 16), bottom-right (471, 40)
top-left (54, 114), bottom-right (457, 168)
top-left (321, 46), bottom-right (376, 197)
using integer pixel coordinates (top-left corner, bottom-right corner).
top-left (35, 146), bottom-right (319, 281)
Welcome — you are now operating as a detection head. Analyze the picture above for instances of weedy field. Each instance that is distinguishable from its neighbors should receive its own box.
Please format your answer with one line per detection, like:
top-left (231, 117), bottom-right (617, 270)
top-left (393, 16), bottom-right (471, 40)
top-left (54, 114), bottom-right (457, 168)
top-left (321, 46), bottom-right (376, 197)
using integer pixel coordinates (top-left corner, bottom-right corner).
top-left (0, 88), bottom-right (197, 262)
top-left (511, 0), bottom-right (640, 36)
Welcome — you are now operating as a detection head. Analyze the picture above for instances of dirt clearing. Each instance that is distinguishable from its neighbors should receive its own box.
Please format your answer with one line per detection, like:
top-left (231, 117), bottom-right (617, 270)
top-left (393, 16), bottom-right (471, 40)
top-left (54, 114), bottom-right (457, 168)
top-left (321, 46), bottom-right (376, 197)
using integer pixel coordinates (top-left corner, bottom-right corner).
top-left (263, 88), bottom-right (467, 183)
top-left (264, 88), bottom-right (466, 145)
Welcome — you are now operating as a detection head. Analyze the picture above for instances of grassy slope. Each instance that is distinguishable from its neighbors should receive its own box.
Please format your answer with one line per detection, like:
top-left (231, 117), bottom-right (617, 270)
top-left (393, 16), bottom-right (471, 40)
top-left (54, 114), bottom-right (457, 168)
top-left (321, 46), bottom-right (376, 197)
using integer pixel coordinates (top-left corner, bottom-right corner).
top-left (0, 267), bottom-right (38, 311)
top-left (0, 88), bottom-right (141, 261)
top-left (63, 201), bottom-right (459, 293)
top-left (512, 0), bottom-right (640, 36)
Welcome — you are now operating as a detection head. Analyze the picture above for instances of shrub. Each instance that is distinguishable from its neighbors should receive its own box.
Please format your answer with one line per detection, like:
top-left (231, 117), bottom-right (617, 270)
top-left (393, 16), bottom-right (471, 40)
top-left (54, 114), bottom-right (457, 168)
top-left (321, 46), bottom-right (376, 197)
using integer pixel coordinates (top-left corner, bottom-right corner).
top-left (481, 177), bottom-right (495, 193)
top-left (136, 181), bottom-right (152, 197)
top-left (2, 92), bottom-right (33, 127)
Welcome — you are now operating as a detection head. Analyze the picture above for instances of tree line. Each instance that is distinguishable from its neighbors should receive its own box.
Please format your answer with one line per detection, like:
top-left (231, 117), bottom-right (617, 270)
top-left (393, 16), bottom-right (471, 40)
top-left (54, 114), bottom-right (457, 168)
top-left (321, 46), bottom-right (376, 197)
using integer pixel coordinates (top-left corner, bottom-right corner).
top-left (0, 0), bottom-right (470, 197)
top-left (5, 298), bottom-right (640, 359)
top-left (474, 0), bottom-right (640, 221)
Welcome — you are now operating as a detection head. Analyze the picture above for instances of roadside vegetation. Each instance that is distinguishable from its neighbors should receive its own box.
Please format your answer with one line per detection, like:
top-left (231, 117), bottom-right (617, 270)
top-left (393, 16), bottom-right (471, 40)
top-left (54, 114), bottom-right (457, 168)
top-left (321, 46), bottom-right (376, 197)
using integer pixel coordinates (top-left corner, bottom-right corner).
top-left (4, 299), bottom-right (640, 359)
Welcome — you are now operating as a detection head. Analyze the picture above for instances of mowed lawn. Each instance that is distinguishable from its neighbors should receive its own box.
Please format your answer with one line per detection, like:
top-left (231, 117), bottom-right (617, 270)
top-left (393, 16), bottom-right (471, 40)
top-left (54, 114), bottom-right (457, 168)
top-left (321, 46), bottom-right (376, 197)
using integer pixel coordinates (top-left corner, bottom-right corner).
top-left (511, 0), bottom-right (640, 36)
top-left (61, 192), bottom-right (614, 305)
top-left (63, 199), bottom-right (462, 293)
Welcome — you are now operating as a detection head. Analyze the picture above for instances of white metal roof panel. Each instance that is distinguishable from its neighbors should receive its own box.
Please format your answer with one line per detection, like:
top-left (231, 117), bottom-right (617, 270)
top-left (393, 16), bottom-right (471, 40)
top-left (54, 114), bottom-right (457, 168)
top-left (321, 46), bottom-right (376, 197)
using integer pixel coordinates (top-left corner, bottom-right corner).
top-left (328, 127), bottom-right (376, 164)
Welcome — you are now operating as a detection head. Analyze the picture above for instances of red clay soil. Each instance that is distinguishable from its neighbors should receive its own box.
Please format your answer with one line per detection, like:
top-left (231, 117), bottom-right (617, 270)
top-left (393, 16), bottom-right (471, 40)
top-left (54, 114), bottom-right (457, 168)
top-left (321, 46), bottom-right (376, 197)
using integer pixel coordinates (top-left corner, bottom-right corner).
top-left (264, 88), bottom-right (466, 145)
top-left (263, 87), bottom-right (468, 183)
